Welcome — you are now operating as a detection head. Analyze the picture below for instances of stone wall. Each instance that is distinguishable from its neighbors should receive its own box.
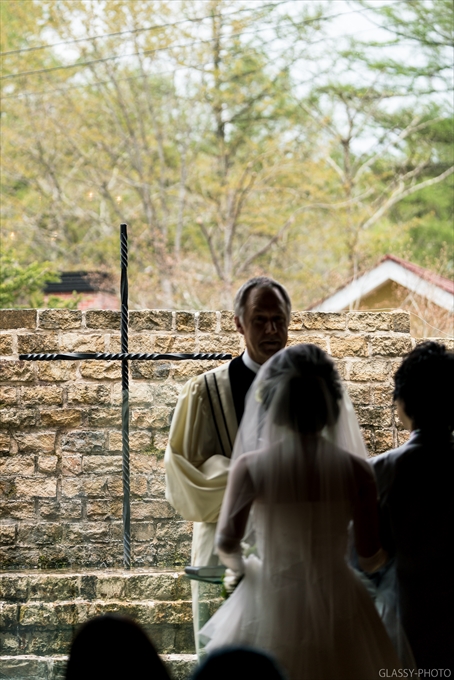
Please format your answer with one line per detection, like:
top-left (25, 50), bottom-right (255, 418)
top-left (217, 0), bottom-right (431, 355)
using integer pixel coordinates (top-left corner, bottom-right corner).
top-left (0, 308), bottom-right (416, 570)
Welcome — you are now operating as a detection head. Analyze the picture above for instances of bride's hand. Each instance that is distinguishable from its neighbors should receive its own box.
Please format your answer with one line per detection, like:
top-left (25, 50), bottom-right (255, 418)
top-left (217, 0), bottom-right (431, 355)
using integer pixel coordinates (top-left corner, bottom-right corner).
top-left (223, 568), bottom-right (244, 597)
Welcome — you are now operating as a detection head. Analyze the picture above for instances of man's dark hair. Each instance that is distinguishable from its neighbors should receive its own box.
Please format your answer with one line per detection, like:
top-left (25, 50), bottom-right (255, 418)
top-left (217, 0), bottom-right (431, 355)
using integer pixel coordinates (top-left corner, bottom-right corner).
top-left (233, 276), bottom-right (291, 322)
top-left (393, 341), bottom-right (454, 432)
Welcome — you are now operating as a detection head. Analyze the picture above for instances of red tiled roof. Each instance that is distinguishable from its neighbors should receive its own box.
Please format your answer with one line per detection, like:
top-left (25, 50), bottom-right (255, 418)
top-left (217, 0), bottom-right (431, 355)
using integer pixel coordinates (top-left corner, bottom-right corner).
top-left (307, 254), bottom-right (454, 309)
top-left (381, 255), bottom-right (454, 295)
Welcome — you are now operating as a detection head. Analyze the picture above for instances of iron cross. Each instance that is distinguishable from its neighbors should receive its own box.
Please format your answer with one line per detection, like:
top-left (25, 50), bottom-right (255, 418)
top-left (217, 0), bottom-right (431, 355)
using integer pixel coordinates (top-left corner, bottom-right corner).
top-left (19, 224), bottom-right (232, 568)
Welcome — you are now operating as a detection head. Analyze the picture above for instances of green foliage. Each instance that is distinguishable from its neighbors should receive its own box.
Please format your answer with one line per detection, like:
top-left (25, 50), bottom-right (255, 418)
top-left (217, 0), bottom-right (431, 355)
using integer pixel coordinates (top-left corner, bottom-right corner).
top-left (1, 0), bottom-right (452, 310)
top-left (0, 245), bottom-right (59, 308)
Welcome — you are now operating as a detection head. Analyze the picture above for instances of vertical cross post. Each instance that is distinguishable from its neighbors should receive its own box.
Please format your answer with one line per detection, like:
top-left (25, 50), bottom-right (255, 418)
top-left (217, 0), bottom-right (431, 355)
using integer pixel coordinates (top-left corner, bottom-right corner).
top-left (120, 224), bottom-right (131, 569)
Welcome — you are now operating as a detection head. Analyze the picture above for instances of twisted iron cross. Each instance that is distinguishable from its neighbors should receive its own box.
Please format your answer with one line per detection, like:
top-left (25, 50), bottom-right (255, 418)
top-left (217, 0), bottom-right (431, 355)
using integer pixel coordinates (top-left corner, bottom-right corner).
top-left (20, 224), bottom-right (232, 568)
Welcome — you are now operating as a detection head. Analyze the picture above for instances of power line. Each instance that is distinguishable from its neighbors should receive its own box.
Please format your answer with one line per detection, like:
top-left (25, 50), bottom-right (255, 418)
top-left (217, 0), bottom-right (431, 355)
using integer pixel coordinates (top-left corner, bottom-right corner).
top-left (0, 6), bottom-right (358, 82)
top-left (0, 2), bottom-right (284, 57)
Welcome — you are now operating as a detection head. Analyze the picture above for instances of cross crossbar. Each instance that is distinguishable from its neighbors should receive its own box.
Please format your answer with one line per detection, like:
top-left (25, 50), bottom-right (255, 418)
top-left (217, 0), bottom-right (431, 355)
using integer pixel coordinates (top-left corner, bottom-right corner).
top-left (19, 224), bottom-right (232, 568)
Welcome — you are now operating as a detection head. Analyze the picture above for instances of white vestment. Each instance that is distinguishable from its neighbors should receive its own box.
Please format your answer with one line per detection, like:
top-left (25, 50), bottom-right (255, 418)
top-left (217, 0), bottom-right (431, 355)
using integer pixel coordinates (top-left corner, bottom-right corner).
top-left (165, 361), bottom-right (240, 651)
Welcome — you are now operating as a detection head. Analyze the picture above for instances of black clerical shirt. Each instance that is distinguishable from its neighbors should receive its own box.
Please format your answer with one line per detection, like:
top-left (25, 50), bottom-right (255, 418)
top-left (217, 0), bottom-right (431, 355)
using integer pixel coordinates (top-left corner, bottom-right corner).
top-left (228, 354), bottom-right (257, 425)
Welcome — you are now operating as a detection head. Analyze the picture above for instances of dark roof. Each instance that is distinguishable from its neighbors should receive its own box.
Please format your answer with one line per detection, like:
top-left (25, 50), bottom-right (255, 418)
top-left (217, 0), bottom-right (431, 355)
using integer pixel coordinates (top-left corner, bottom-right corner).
top-left (44, 272), bottom-right (116, 295)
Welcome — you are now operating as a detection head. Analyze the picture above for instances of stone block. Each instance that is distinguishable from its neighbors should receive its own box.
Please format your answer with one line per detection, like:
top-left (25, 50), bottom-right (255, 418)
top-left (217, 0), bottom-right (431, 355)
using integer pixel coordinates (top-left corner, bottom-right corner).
top-left (0, 432), bottom-right (10, 453)
top-left (391, 311), bottom-right (411, 333)
top-left (0, 334), bottom-right (13, 354)
top-left (61, 430), bottom-right (106, 453)
top-left (59, 333), bottom-right (105, 352)
top-left (130, 361), bottom-right (171, 381)
top-left (15, 432), bottom-right (56, 453)
top-left (0, 524), bottom-right (16, 545)
top-left (129, 383), bottom-right (155, 406)
top-left (85, 310), bottom-right (121, 329)
top-left (288, 311), bottom-right (302, 330)
top-left (39, 409), bottom-right (83, 428)
top-left (130, 310), bottom-right (172, 331)
top-left (347, 312), bottom-right (391, 331)
top-left (108, 430), bottom-right (152, 453)
top-left (301, 312), bottom-right (346, 330)
top-left (64, 523), bottom-right (110, 544)
top-left (175, 311), bottom-right (195, 332)
top-left (21, 385), bottom-right (63, 406)
top-left (0, 309), bottom-right (37, 329)
top-left (17, 523), bottom-right (63, 546)
top-left (0, 574), bottom-right (29, 601)
top-left (131, 453), bottom-right (156, 474)
top-left (0, 501), bottom-right (36, 521)
top-left (370, 336), bottom-right (412, 357)
top-left (27, 574), bottom-right (79, 601)
top-left (346, 384), bottom-right (370, 404)
top-left (171, 360), bottom-right (222, 381)
top-left (152, 432), bottom-right (168, 453)
top-left (108, 334), bottom-right (122, 352)
top-left (131, 500), bottom-right (175, 520)
top-left (152, 383), bottom-right (181, 406)
top-left (128, 334), bottom-right (155, 352)
top-left (0, 360), bottom-right (34, 382)
top-left (15, 478), bottom-right (56, 498)
top-left (371, 385), bottom-right (394, 406)
top-left (61, 478), bottom-right (83, 498)
top-left (62, 455), bottom-right (83, 476)
top-left (83, 455), bottom-right (121, 474)
top-left (17, 332), bottom-right (59, 354)
top-left (150, 473), bottom-right (166, 496)
top-left (198, 311), bottom-right (217, 332)
top-left (154, 335), bottom-right (176, 353)
top-left (330, 336), bottom-right (368, 357)
top-left (0, 408), bottom-right (36, 430)
top-left (80, 360), bottom-right (122, 380)
top-left (397, 430), bottom-right (410, 446)
top-left (87, 408), bottom-right (120, 427)
top-left (38, 309), bottom-right (82, 329)
top-left (86, 499), bottom-right (122, 520)
top-left (220, 311), bottom-right (236, 331)
top-left (37, 362), bottom-right (77, 382)
top-left (356, 406), bottom-right (392, 428)
top-left (37, 455), bottom-right (58, 474)
top-left (130, 409), bottom-right (155, 429)
top-left (132, 522), bottom-right (156, 541)
top-left (172, 336), bottom-right (196, 352)
top-left (349, 360), bottom-right (391, 382)
top-left (375, 429), bottom-right (395, 454)
top-left (0, 386), bottom-right (17, 406)
top-left (67, 384), bottom-right (110, 405)
top-left (286, 334), bottom-right (328, 351)
top-left (39, 499), bottom-right (83, 520)
top-left (0, 456), bottom-right (34, 476)
top-left (198, 334), bottom-right (241, 354)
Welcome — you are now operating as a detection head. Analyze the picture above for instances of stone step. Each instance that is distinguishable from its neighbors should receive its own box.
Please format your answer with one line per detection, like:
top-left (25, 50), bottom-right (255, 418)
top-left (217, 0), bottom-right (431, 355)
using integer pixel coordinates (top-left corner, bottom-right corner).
top-left (0, 654), bottom-right (198, 680)
top-left (0, 570), bottom-right (222, 658)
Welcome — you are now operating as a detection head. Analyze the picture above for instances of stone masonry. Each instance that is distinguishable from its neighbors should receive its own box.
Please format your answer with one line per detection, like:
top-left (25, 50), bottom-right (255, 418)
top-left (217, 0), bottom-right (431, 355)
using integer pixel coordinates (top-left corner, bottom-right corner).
top-left (2, 308), bottom-right (453, 679)
top-left (1, 307), bottom-right (447, 572)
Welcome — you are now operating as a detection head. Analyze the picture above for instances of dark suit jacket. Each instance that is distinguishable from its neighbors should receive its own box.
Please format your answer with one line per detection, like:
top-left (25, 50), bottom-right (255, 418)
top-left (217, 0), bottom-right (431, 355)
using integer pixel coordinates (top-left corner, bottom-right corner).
top-left (372, 432), bottom-right (453, 671)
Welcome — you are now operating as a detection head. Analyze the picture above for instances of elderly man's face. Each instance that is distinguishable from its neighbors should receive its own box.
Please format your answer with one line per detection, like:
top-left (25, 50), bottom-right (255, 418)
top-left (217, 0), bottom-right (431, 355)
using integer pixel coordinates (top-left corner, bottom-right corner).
top-left (235, 287), bottom-right (289, 365)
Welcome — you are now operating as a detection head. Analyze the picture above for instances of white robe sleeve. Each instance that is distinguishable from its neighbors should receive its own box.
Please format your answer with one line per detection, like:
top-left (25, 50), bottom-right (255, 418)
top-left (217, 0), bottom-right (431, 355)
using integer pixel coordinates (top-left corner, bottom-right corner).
top-left (165, 374), bottom-right (230, 523)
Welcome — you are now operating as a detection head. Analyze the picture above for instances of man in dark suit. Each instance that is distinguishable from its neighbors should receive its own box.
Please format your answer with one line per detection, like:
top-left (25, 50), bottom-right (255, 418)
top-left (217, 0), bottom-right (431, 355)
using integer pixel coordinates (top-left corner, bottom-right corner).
top-left (372, 342), bottom-right (453, 672)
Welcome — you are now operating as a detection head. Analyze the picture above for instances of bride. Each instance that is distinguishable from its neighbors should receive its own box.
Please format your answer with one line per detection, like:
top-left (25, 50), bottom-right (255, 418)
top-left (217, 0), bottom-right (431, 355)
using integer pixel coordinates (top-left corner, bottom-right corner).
top-left (199, 344), bottom-right (401, 680)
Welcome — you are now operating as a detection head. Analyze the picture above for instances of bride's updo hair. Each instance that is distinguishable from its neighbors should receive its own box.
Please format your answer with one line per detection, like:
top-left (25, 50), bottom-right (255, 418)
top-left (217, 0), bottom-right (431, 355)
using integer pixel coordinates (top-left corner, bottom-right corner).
top-left (259, 344), bottom-right (343, 433)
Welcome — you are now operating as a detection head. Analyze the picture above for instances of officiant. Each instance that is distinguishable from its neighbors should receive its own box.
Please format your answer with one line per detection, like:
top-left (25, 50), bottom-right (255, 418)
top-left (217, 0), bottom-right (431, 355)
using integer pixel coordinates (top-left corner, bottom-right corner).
top-left (165, 276), bottom-right (291, 651)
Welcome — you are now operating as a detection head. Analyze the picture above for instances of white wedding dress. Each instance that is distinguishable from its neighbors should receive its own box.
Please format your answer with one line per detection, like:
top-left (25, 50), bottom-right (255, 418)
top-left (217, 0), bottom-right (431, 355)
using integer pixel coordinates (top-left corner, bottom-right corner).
top-left (199, 346), bottom-right (401, 680)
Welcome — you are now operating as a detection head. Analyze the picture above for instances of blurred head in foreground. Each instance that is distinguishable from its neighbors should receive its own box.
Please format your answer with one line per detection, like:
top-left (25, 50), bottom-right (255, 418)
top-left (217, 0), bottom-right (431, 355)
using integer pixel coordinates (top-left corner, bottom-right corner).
top-left (192, 646), bottom-right (287, 680)
top-left (65, 614), bottom-right (170, 680)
